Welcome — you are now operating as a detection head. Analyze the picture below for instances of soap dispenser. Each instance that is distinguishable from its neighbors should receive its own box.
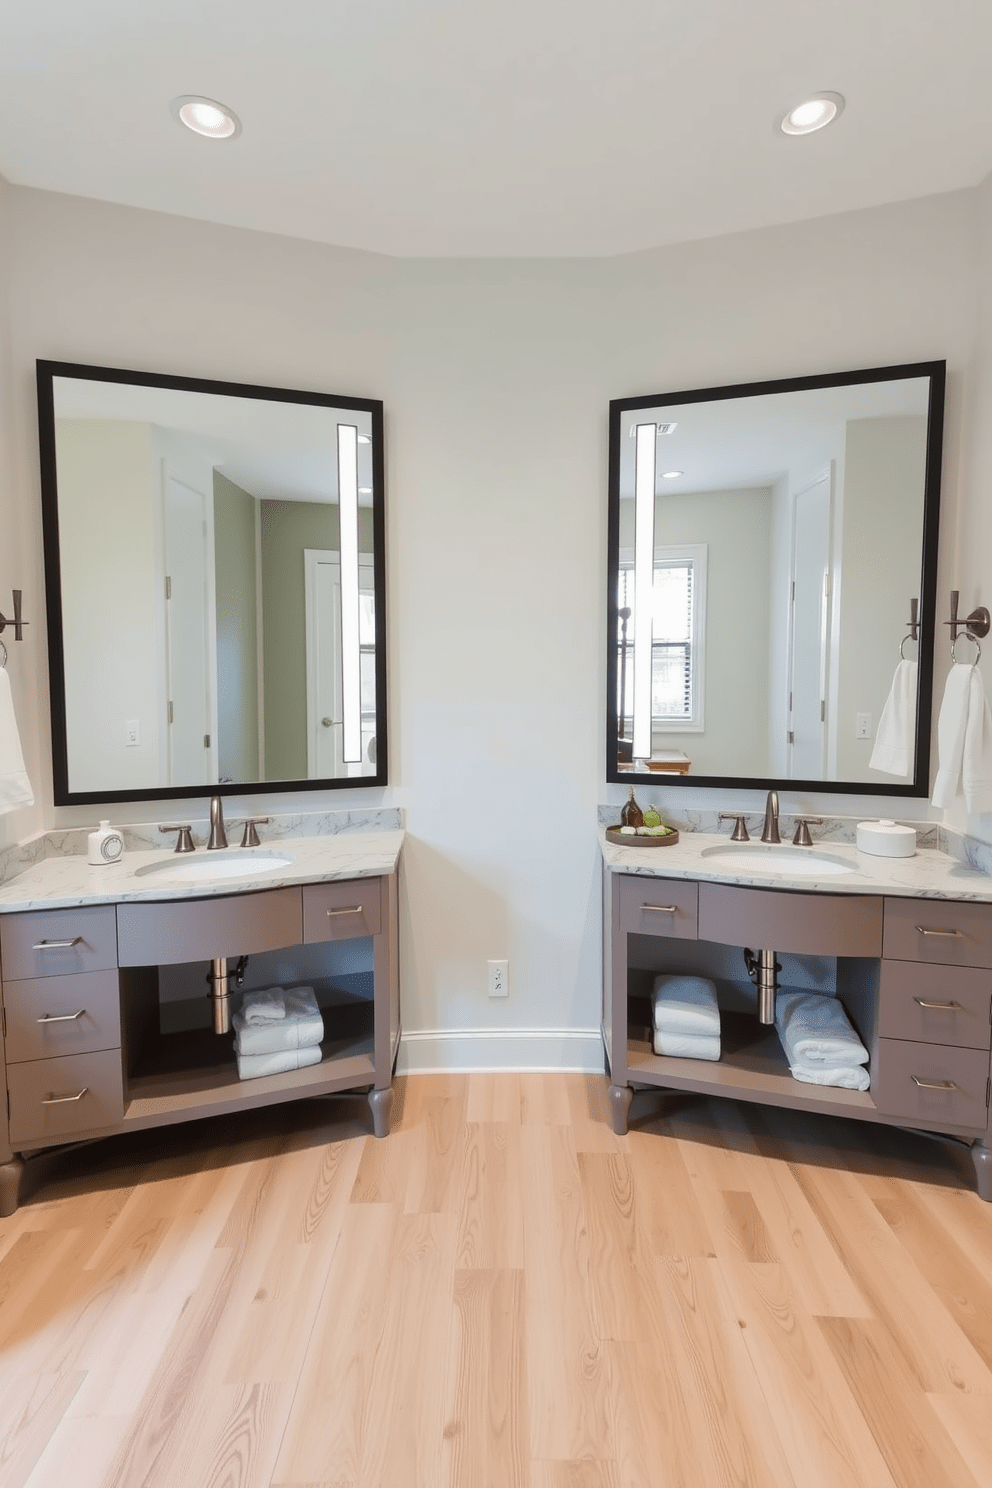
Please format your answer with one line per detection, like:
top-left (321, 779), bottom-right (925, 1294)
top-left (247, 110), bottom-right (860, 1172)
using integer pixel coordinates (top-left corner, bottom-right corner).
top-left (88, 820), bottom-right (124, 865)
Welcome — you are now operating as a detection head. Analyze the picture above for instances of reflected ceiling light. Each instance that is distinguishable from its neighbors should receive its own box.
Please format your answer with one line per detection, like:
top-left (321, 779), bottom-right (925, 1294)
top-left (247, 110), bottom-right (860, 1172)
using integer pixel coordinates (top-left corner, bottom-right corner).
top-left (661, 470), bottom-right (683, 479)
top-left (779, 92), bottom-right (844, 136)
top-left (337, 424), bottom-right (362, 764)
top-left (170, 95), bottom-right (241, 139)
top-left (358, 486), bottom-right (372, 494)
top-left (628, 421), bottom-right (676, 438)
top-left (357, 434), bottom-right (372, 444)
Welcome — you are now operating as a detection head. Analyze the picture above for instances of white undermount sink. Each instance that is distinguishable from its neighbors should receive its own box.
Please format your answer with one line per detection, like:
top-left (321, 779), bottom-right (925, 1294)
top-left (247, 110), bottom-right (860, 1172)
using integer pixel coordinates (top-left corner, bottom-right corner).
top-left (700, 843), bottom-right (855, 877)
top-left (133, 849), bottom-right (294, 883)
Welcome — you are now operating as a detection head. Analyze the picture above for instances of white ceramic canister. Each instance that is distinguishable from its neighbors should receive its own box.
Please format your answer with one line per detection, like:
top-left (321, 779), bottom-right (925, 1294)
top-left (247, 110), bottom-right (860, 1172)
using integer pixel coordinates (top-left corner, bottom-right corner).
top-left (88, 820), bottom-right (124, 865)
top-left (856, 819), bottom-right (916, 858)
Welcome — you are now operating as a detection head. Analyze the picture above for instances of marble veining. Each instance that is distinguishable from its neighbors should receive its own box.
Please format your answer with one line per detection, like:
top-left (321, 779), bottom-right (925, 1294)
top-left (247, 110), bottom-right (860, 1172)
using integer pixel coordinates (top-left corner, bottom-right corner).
top-left (0, 830), bottom-right (403, 913)
top-left (600, 825), bottom-right (992, 900)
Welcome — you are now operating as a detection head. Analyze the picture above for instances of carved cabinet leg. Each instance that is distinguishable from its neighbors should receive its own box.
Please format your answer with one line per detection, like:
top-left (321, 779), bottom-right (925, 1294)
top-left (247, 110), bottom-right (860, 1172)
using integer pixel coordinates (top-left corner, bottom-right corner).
top-left (971, 1140), bottom-right (992, 1202)
top-left (0, 1156), bottom-right (25, 1219)
top-left (368, 1085), bottom-right (394, 1138)
top-left (608, 1082), bottom-right (634, 1136)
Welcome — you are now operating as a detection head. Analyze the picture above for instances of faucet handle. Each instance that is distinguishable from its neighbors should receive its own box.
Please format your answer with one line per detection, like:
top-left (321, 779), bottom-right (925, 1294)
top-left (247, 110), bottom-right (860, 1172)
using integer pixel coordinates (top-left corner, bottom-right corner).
top-left (719, 813), bottom-right (750, 842)
top-left (239, 817), bottom-right (270, 848)
top-left (792, 817), bottom-right (824, 847)
top-left (159, 824), bottom-right (195, 854)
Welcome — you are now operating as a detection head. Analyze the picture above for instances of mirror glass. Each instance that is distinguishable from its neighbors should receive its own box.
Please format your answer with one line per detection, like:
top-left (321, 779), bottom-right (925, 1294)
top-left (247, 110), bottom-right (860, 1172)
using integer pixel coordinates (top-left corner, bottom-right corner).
top-left (607, 362), bottom-right (945, 795)
top-left (38, 361), bottom-right (386, 805)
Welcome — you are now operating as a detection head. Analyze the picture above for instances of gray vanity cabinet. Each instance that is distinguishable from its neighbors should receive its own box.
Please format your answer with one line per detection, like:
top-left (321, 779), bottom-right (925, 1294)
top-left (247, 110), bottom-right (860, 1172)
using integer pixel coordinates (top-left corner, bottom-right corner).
top-left (604, 872), bottom-right (992, 1199)
top-left (0, 872), bottom-right (400, 1215)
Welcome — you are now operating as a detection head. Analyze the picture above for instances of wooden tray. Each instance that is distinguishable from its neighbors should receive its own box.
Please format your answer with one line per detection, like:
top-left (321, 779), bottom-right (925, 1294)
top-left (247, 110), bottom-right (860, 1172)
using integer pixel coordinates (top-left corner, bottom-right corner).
top-left (605, 826), bottom-right (680, 848)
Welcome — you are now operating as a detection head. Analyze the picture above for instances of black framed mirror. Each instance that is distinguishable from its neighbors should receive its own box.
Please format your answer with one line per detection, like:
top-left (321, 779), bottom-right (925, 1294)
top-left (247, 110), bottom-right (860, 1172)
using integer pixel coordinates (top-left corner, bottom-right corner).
top-left (607, 361), bottom-right (945, 796)
top-left (38, 360), bottom-right (387, 806)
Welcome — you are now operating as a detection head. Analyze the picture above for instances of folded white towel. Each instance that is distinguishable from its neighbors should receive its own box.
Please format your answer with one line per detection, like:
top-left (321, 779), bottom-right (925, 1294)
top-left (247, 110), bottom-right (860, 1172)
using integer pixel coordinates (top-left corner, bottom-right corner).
top-left (233, 985), bottom-right (324, 1056)
top-left (652, 975), bottom-right (720, 1037)
top-left (652, 1030), bottom-right (721, 1061)
top-left (963, 666), bottom-right (992, 815)
top-left (788, 1062), bottom-right (871, 1091)
top-left (239, 986), bottom-right (286, 1024)
top-left (0, 668), bottom-right (33, 813)
top-left (869, 659), bottom-right (917, 777)
top-left (932, 663), bottom-right (975, 809)
top-left (775, 991), bottom-right (868, 1068)
top-left (236, 1044), bottom-right (322, 1081)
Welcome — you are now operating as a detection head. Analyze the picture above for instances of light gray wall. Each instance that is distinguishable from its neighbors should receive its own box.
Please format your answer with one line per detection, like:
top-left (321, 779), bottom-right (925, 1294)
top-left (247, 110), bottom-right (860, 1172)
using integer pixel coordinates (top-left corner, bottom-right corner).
top-left (0, 179), bottom-right (983, 1067)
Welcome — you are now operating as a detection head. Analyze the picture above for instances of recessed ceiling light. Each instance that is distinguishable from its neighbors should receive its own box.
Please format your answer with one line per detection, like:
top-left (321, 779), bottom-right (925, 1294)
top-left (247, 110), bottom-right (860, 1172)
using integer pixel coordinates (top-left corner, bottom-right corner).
top-left (170, 95), bottom-right (241, 139)
top-left (661, 470), bottom-right (684, 480)
top-left (780, 92), bottom-right (844, 136)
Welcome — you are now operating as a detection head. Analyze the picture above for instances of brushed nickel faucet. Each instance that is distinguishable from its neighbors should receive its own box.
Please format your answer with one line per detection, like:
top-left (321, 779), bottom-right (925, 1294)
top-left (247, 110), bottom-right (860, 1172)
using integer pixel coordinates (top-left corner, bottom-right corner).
top-left (760, 790), bottom-right (780, 844)
top-left (207, 794), bottom-right (228, 850)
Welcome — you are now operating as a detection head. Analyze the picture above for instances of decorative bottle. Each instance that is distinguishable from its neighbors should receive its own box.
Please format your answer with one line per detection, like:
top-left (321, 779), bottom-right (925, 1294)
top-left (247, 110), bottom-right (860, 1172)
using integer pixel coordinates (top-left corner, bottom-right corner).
top-left (620, 786), bottom-right (643, 829)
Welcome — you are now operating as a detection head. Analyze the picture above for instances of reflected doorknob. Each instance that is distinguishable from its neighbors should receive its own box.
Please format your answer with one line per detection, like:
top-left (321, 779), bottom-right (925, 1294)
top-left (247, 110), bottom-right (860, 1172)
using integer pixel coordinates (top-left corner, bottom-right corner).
top-left (321, 717), bottom-right (336, 727)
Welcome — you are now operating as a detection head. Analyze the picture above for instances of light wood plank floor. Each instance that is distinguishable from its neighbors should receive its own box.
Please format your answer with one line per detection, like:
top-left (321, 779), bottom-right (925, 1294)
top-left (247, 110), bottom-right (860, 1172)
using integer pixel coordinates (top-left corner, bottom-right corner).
top-left (2, 1074), bottom-right (992, 1488)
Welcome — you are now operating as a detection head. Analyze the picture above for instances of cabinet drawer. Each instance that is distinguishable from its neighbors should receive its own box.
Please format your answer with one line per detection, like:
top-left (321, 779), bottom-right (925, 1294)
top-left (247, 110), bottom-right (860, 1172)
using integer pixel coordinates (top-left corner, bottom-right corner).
top-left (0, 905), bottom-right (118, 982)
top-left (698, 884), bottom-right (882, 957)
top-left (873, 1037), bottom-right (990, 1130)
top-left (3, 970), bottom-right (121, 1063)
top-left (883, 898), bottom-right (992, 968)
top-left (117, 887), bottom-right (302, 966)
top-left (7, 1050), bottom-right (124, 1146)
top-left (303, 879), bottom-right (381, 942)
top-left (618, 877), bottom-right (698, 940)
top-left (879, 961), bottom-right (991, 1050)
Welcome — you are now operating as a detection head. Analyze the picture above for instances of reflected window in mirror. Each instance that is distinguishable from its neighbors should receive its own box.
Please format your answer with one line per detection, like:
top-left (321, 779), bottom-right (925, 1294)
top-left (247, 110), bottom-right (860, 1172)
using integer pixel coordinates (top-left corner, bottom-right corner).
top-left (606, 362), bottom-right (945, 796)
top-left (37, 361), bottom-right (387, 805)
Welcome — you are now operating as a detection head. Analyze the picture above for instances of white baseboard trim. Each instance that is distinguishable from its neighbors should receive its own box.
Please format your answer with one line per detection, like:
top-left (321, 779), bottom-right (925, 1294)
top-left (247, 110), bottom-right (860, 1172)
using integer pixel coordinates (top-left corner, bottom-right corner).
top-left (396, 1027), bottom-right (606, 1075)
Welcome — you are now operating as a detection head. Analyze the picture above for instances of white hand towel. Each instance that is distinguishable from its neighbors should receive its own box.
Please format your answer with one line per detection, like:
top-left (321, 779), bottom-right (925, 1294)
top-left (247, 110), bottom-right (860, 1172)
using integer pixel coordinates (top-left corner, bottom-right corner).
top-left (932, 663), bottom-right (974, 808)
top-left (775, 990), bottom-right (868, 1068)
top-left (233, 985), bottom-right (324, 1056)
top-left (652, 1030), bottom-right (721, 1061)
top-left (788, 1062), bottom-right (871, 1091)
top-left (0, 668), bottom-right (33, 813)
top-left (240, 986), bottom-right (286, 1024)
top-left (236, 1044), bottom-right (322, 1081)
top-left (869, 659), bottom-right (917, 776)
top-left (652, 975), bottom-right (720, 1037)
top-left (962, 665), bottom-right (992, 815)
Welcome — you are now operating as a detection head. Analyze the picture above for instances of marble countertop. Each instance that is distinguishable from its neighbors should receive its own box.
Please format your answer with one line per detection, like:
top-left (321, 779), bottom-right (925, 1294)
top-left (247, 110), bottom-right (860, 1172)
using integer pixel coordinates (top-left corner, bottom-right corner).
top-left (599, 828), bottom-right (992, 901)
top-left (0, 830), bottom-right (404, 914)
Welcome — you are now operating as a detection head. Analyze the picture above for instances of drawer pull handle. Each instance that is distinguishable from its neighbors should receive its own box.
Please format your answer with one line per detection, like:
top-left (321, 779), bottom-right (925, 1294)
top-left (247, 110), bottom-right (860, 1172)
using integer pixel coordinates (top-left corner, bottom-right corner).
top-left (642, 904), bottom-right (678, 915)
top-left (41, 1087), bottom-right (88, 1105)
top-left (37, 1009), bottom-right (86, 1024)
top-left (32, 937), bottom-right (84, 951)
top-left (327, 906), bottom-right (363, 917)
top-left (913, 997), bottom-right (962, 1011)
top-left (915, 926), bottom-right (964, 938)
top-left (910, 1075), bottom-right (959, 1092)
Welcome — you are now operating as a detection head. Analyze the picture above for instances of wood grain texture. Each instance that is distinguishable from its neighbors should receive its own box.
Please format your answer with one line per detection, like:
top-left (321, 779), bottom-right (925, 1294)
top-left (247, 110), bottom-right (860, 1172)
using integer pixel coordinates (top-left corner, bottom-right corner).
top-left (1, 1077), bottom-right (991, 1488)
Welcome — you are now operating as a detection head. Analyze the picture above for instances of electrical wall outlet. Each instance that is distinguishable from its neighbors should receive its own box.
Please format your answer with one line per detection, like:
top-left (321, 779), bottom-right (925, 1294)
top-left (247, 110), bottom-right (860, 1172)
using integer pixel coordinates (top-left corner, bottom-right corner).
top-left (488, 959), bottom-right (508, 998)
top-left (125, 718), bottom-right (140, 747)
top-left (855, 712), bottom-right (871, 740)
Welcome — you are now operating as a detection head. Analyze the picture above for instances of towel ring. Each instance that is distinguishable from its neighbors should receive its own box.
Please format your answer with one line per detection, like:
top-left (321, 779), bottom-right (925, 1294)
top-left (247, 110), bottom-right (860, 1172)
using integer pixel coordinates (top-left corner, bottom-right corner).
top-left (900, 633), bottom-right (918, 661)
top-left (951, 631), bottom-right (981, 665)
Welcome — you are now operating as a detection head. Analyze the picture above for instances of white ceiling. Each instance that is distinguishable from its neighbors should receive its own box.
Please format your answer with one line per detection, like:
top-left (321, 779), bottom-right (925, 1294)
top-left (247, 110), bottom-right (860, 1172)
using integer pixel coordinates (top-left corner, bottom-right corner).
top-left (1, 0), bottom-right (991, 259)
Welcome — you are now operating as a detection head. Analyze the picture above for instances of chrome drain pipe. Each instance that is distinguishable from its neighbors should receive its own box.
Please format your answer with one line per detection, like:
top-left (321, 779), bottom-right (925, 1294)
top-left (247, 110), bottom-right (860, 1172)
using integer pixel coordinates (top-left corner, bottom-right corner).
top-left (744, 947), bottom-right (780, 1025)
top-left (208, 956), bottom-right (231, 1034)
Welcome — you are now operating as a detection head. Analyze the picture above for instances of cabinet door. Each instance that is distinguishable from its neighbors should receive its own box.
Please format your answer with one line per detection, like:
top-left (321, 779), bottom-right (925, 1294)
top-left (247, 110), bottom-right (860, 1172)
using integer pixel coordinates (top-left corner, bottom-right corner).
top-left (879, 962), bottom-right (991, 1050)
top-left (7, 1050), bottom-right (125, 1146)
top-left (4, 970), bottom-right (121, 1063)
top-left (0, 905), bottom-right (118, 981)
top-left (303, 879), bottom-right (382, 942)
top-left (883, 898), bottom-right (992, 968)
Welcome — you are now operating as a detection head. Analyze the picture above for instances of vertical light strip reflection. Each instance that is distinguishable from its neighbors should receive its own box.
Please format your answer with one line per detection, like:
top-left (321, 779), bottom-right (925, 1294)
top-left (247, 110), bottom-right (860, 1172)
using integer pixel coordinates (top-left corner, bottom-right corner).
top-left (337, 423), bottom-right (362, 763)
top-left (632, 422), bottom-right (656, 760)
